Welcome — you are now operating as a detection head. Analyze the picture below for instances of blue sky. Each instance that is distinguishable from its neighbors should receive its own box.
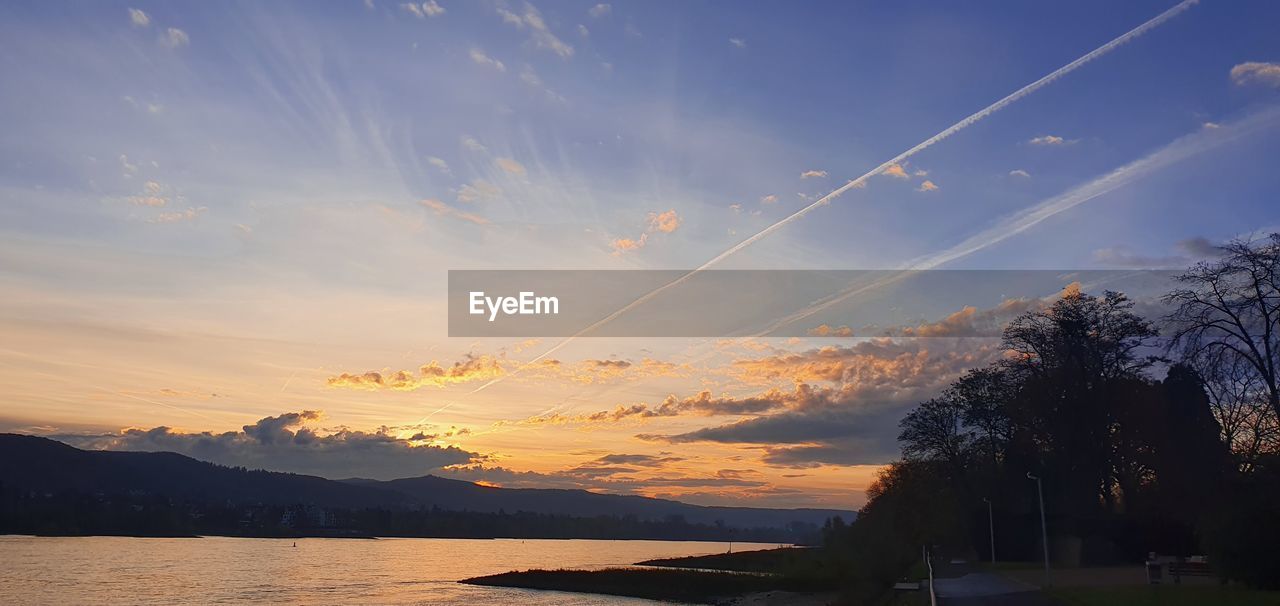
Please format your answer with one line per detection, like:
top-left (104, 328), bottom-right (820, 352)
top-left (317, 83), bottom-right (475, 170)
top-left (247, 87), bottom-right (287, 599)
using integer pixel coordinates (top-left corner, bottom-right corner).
top-left (2, 0), bottom-right (1279, 506)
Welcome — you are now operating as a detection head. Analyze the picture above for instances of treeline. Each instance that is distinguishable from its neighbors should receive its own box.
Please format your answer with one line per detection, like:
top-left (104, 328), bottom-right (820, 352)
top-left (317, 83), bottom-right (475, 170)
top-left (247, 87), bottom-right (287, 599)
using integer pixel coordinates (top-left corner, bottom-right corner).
top-left (823, 234), bottom-right (1280, 599)
top-left (0, 488), bottom-right (816, 543)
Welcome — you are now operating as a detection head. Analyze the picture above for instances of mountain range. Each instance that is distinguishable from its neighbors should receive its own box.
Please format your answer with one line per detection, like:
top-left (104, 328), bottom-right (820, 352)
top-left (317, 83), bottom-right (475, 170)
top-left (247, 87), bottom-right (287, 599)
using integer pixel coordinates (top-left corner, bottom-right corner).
top-left (0, 434), bottom-right (854, 531)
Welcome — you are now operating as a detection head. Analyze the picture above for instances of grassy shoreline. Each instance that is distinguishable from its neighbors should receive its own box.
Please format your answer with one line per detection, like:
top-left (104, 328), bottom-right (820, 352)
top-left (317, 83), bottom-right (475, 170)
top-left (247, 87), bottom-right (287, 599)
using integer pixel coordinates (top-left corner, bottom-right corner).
top-left (460, 547), bottom-right (839, 603)
top-left (460, 567), bottom-right (829, 604)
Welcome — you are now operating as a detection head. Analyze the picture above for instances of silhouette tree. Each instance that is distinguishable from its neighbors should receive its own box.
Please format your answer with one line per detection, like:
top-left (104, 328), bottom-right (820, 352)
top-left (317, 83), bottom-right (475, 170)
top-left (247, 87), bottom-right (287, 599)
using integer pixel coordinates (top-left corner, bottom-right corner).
top-left (1189, 350), bottom-right (1279, 471)
top-left (953, 367), bottom-right (1014, 471)
top-left (1166, 233), bottom-right (1280, 420)
top-left (898, 397), bottom-right (970, 471)
top-left (1000, 287), bottom-right (1158, 516)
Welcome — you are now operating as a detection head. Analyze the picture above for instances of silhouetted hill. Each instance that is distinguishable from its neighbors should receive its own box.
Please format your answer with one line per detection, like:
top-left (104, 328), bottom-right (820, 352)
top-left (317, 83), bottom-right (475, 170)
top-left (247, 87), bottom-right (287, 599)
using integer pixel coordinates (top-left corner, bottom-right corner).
top-left (0, 433), bottom-right (408, 508)
top-left (0, 434), bottom-right (854, 535)
top-left (345, 475), bottom-right (854, 529)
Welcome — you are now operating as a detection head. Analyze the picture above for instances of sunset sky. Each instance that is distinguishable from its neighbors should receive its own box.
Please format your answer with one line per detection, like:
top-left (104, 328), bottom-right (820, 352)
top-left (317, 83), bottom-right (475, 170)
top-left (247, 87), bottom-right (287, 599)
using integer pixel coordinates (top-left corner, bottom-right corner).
top-left (2, 0), bottom-right (1279, 509)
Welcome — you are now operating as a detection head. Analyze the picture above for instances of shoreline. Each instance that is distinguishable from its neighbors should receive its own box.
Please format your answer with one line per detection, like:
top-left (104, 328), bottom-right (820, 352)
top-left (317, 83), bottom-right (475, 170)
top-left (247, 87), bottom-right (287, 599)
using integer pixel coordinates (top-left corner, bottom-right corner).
top-left (460, 568), bottom-right (831, 605)
top-left (459, 547), bottom-right (838, 605)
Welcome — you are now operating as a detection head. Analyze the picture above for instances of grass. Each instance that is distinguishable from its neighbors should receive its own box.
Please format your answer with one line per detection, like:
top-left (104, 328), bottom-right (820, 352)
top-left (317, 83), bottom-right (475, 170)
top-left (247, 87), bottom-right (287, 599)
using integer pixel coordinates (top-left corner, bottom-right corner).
top-left (638, 546), bottom-right (824, 574)
top-left (460, 567), bottom-right (829, 604)
top-left (979, 560), bottom-right (1052, 571)
top-left (1049, 585), bottom-right (1280, 606)
top-left (879, 589), bottom-right (932, 606)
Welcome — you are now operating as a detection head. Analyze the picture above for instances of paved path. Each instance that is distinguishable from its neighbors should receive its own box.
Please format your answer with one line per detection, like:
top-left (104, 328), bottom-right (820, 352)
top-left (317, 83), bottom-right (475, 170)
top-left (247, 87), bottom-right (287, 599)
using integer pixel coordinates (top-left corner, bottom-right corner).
top-left (939, 590), bottom-right (1060, 606)
top-left (932, 561), bottom-right (1057, 605)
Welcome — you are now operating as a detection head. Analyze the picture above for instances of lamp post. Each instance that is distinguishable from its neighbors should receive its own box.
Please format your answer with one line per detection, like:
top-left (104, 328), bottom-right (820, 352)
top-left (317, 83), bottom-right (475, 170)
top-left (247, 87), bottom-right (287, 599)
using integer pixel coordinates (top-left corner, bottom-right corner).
top-left (1026, 472), bottom-right (1050, 587)
top-left (982, 497), bottom-right (995, 564)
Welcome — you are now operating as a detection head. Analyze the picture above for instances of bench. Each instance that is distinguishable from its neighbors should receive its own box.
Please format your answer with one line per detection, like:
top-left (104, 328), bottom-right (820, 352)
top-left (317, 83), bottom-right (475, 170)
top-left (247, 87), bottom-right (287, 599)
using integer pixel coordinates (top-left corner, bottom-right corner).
top-left (1147, 554), bottom-right (1214, 584)
top-left (1168, 560), bottom-right (1213, 581)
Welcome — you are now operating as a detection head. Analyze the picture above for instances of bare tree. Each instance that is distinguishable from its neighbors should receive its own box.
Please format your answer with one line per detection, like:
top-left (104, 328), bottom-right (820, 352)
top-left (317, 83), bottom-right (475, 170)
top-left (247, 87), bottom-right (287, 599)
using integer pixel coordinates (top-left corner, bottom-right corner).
top-left (1193, 349), bottom-right (1280, 471)
top-left (1165, 234), bottom-right (1280, 420)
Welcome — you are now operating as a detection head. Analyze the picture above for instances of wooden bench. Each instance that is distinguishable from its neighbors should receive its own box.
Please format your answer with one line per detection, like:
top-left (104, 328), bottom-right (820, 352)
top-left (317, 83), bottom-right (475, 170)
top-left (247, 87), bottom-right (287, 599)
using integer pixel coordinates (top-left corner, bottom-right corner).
top-left (1168, 560), bottom-right (1213, 581)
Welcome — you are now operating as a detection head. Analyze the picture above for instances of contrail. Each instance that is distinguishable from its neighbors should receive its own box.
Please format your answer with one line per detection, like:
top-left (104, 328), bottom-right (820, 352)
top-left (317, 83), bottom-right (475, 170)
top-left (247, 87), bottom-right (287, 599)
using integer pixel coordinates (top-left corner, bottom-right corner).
top-left (279, 370), bottom-right (298, 393)
top-left (694, 0), bottom-right (1198, 273)
top-left (755, 105), bottom-right (1280, 335)
top-left (95, 387), bottom-right (225, 424)
top-left (434, 0), bottom-right (1198, 409)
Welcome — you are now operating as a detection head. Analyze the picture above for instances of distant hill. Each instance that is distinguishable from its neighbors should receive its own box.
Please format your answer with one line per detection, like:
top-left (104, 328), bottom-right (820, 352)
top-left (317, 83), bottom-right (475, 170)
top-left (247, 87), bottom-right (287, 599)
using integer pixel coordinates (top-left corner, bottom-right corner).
top-left (0, 433), bottom-right (409, 508)
top-left (0, 434), bottom-right (854, 533)
top-left (344, 475), bottom-right (854, 529)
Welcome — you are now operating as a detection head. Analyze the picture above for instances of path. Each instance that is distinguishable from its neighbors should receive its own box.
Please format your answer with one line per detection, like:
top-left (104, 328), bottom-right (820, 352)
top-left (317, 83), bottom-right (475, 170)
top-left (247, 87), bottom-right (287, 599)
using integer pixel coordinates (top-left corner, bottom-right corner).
top-left (932, 560), bottom-right (1058, 606)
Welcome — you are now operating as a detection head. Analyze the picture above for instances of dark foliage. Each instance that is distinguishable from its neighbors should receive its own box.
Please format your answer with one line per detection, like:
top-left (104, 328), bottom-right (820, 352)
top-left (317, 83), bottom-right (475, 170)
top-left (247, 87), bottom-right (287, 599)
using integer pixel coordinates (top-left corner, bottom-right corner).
top-left (825, 248), bottom-right (1280, 596)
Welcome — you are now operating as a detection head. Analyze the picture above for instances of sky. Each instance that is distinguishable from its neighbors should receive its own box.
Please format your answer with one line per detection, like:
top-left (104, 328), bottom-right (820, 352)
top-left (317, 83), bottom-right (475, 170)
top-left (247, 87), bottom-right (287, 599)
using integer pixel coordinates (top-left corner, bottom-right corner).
top-left (1, 0), bottom-right (1279, 509)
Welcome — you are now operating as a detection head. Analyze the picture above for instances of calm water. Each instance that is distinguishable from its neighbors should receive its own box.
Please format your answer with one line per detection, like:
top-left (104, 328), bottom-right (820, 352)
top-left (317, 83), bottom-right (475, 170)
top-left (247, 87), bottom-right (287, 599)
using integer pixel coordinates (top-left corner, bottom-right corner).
top-left (0, 536), bottom-right (781, 605)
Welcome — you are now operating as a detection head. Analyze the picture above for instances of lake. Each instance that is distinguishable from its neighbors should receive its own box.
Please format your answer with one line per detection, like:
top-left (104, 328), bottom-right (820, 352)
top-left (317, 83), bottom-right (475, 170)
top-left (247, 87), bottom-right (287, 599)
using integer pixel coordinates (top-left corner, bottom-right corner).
top-left (0, 535), bottom-right (782, 605)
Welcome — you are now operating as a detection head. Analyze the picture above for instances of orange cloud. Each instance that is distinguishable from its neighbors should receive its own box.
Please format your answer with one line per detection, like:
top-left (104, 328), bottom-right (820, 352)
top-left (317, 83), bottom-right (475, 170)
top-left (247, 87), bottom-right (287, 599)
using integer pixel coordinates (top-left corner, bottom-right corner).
top-left (421, 198), bottom-right (490, 225)
top-left (612, 209), bottom-right (682, 254)
top-left (610, 234), bottom-right (648, 254)
top-left (882, 164), bottom-right (909, 179)
top-left (807, 324), bottom-right (854, 337)
top-left (647, 209), bottom-right (681, 233)
top-left (730, 339), bottom-right (999, 401)
top-left (328, 354), bottom-right (504, 391)
top-left (495, 157), bottom-right (526, 175)
top-left (522, 357), bottom-right (687, 384)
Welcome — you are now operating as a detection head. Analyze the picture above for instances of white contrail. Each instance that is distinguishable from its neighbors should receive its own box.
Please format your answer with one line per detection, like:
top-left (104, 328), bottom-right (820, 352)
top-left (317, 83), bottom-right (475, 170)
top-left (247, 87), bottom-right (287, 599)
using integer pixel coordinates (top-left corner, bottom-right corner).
top-left (694, 0), bottom-right (1198, 273)
top-left (434, 0), bottom-right (1198, 408)
top-left (95, 386), bottom-right (225, 424)
top-left (756, 105), bottom-right (1280, 335)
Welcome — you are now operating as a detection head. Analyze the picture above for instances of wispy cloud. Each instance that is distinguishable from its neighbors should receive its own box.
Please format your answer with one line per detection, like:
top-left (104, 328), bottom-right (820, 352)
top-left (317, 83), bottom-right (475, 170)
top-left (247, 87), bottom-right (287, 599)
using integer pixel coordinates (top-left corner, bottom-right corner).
top-left (401, 1), bottom-right (445, 19)
top-left (128, 8), bottom-right (150, 27)
top-left (800, 169), bottom-right (827, 179)
top-left (807, 324), bottom-right (853, 337)
top-left (421, 198), bottom-right (490, 225)
top-left (150, 207), bottom-right (205, 224)
top-left (469, 48), bottom-right (506, 72)
top-left (426, 156), bottom-right (451, 175)
top-left (519, 65), bottom-right (565, 102)
top-left (1093, 236), bottom-right (1222, 268)
top-left (159, 27), bottom-right (189, 49)
top-left (497, 2), bottom-right (574, 58)
top-left (460, 135), bottom-right (487, 152)
top-left (455, 179), bottom-right (501, 203)
top-left (328, 354), bottom-right (505, 391)
top-left (1028, 134), bottom-right (1073, 146)
top-left (495, 157), bottom-right (526, 176)
top-left (1230, 61), bottom-right (1280, 88)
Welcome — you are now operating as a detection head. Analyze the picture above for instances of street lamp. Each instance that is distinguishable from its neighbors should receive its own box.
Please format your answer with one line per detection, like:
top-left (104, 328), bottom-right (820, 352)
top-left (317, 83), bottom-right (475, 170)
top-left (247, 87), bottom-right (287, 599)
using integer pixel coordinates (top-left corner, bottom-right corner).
top-left (982, 497), bottom-right (995, 564)
top-left (1027, 472), bottom-right (1050, 587)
